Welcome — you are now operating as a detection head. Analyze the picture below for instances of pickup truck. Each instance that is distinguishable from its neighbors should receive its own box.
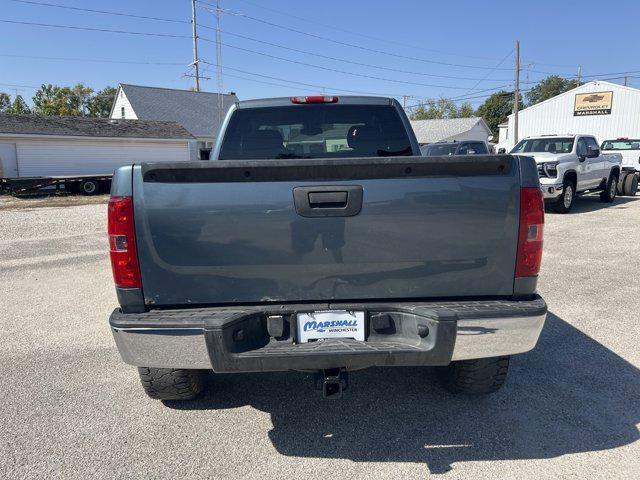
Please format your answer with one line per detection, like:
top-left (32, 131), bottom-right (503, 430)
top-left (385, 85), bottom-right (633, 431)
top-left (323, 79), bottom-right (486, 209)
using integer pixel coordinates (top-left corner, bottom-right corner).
top-left (601, 138), bottom-right (639, 196)
top-left (108, 95), bottom-right (547, 401)
top-left (420, 140), bottom-right (491, 156)
top-left (510, 134), bottom-right (622, 213)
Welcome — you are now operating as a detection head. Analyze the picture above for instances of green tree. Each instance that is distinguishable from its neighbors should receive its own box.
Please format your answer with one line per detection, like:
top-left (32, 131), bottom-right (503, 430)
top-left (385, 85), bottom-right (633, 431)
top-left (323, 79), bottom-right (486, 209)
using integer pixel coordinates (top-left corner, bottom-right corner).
top-left (86, 86), bottom-right (117, 118)
top-left (0, 92), bottom-right (10, 112)
top-left (476, 90), bottom-right (517, 138)
top-left (526, 75), bottom-right (580, 106)
top-left (457, 102), bottom-right (475, 118)
top-left (32, 83), bottom-right (94, 116)
top-left (8, 95), bottom-right (31, 114)
top-left (410, 98), bottom-right (475, 120)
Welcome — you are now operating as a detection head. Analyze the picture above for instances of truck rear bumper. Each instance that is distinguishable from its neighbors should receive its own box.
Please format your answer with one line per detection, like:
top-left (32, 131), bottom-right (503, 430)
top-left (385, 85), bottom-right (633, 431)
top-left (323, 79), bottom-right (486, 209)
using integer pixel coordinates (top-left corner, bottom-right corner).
top-left (109, 296), bottom-right (547, 372)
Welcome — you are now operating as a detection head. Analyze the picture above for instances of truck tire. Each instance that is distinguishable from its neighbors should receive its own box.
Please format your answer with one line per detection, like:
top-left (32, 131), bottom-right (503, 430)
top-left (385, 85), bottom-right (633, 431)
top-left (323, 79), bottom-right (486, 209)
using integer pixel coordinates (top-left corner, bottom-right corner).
top-left (553, 177), bottom-right (575, 213)
top-left (80, 179), bottom-right (99, 195)
top-left (600, 173), bottom-right (618, 203)
top-left (137, 367), bottom-right (204, 400)
top-left (437, 356), bottom-right (510, 394)
top-left (617, 173), bottom-right (627, 195)
top-left (623, 173), bottom-right (638, 196)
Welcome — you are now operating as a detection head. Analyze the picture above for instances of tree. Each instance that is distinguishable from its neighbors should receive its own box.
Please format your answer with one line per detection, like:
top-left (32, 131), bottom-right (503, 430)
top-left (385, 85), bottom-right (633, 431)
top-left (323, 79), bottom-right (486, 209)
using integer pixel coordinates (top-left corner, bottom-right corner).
top-left (410, 98), bottom-right (475, 120)
top-left (0, 92), bottom-right (10, 113)
top-left (526, 75), bottom-right (580, 107)
top-left (476, 90), bottom-right (517, 138)
top-left (8, 95), bottom-right (31, 114)
top-left (32, 83), bottom-right (94, 116)
top-left (87, 86), bottom-right (117, 118)
top-left (457, 102), bottom-right (475, 118)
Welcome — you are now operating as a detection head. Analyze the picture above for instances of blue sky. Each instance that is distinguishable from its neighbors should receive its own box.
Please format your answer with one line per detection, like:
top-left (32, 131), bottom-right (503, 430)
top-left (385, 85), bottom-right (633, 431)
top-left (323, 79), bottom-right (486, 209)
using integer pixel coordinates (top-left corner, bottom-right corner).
top-left (1, 0), bottom-right (639, 109)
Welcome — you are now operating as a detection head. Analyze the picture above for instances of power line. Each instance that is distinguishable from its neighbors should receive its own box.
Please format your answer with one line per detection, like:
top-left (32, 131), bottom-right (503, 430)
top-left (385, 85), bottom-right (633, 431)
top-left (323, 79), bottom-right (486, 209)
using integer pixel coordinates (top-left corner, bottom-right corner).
top-left (459, 49), bottom-right (514, 95)
top-left (0, 19), bottom-right (192, 39)
top-left (211, 28), bottom-right (515, 83)
top-left (197, 1), bottom-right (516, 71)
top-left (0, 52), bottom-right (185, 66)
top-left (8, 0), bottom-right (188, 23)
top-left (201, 61), bottom-right (428, 97)
top-left (224, 0), bottom-right (508, 62)
top-left (201, 38), bottom-right (511, 91)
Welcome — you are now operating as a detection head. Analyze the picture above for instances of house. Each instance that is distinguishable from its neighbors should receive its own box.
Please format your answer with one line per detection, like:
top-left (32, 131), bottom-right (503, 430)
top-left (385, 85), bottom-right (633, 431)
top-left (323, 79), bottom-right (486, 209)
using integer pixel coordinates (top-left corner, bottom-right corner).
top-left (410, 117), bottom-right (492, 145)
top-left (0, 114), bottom-right (193, 178)
top-left (497, 80), bottom-right (640, 151)
top-left (110, 84), bottom-right (238, 160)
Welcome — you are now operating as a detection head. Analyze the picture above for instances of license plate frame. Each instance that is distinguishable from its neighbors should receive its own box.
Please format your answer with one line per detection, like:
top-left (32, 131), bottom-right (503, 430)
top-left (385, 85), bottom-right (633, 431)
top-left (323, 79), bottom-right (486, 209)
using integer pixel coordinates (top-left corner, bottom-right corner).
top-left (296, 310), bottom-right (366, 343)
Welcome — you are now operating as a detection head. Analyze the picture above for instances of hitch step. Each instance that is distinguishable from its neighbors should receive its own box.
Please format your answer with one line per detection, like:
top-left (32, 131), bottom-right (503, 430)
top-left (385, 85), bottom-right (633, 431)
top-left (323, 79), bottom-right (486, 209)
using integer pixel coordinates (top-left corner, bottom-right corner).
top-left (314, 368), bottom-right (349, 399)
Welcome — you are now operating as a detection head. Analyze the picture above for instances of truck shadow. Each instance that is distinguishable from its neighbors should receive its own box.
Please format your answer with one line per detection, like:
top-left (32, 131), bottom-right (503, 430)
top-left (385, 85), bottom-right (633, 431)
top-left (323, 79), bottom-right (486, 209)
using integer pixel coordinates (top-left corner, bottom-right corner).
top-left (547, 194), bottom-right (638, 214)
top-left (168, 312), bottom-right (640, 474)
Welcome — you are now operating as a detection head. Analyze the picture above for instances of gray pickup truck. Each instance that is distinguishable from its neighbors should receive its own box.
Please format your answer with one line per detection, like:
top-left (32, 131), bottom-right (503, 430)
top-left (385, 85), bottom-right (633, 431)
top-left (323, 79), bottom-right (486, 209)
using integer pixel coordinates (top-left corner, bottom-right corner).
top-left (108, 95), bottom-right (547, 400)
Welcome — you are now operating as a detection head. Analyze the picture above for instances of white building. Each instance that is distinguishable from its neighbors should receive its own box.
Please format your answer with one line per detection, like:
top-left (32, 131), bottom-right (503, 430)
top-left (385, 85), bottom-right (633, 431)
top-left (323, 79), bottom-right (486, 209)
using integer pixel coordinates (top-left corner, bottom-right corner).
top-left (410, 117), bottom-right (492, 145)
top-left (110, 84), bottom-right (238, 160)
top-left (0, 114), bottom-right (193, 178)
top-left (498, 80), bottom-right (640, 151)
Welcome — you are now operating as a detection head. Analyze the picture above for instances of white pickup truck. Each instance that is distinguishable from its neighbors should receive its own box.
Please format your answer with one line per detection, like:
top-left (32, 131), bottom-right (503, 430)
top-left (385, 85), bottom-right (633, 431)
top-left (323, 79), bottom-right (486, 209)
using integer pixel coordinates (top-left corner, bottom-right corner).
top-left (510, 134), bottom-right (622, 213)
top-left (601, 138), bottom-right (640, 196)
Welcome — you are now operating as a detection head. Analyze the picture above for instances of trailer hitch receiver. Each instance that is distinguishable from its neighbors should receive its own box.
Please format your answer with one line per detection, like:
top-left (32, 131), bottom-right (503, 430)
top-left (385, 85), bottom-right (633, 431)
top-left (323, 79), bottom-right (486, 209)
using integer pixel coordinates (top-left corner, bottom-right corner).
top-left (314, 368), bottom-right (349, 399)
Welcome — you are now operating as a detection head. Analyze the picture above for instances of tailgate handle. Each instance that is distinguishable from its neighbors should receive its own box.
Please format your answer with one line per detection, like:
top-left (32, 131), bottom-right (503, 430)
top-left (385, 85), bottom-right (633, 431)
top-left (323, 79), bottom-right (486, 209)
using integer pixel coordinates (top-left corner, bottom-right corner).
top-left (293, 185), bottom-right (363, 217)
top-left (308, 191), bottom-right (348, 208)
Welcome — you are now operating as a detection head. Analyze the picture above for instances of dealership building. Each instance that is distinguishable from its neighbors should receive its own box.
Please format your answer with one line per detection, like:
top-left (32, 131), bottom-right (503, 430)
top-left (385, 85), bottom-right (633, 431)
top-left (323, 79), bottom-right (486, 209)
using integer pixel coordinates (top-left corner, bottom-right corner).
top-left (497, 80), bottom-right (640, 151)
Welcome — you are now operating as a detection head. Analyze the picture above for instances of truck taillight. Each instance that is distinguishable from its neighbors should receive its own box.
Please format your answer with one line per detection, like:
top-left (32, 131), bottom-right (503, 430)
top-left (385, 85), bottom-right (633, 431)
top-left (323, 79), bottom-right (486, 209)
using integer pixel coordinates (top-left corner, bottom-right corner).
top-left (290, 95), bottom-right (339, 104)
top-left (515, 187), bottom-right (544, 278)
top-left (108, 196), bottom-right (141, 288)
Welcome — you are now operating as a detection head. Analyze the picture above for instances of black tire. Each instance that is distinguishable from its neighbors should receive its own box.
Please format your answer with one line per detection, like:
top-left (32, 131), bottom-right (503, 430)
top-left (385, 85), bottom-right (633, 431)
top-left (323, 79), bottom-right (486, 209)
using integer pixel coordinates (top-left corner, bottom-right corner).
top-left (437, 356), bottom-right (510, 394)
top-left (623, 173), bottom-right (638, 196)
top-left (617, 173), bottom-right (627, 195)
top-left (553, 177), bottom-right (575, 213)
top-left (80, 179), bottom-right (99, 196)
top-left (137, 367), bottom-right (204, 400)
top-left (600, 173), bottom-right (618, 203)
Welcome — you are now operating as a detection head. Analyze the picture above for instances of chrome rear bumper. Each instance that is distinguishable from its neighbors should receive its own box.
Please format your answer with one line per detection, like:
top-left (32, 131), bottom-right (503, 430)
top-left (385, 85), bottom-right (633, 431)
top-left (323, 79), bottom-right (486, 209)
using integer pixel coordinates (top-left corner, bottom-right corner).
top-left (110, 297), bottom-right (547, 371)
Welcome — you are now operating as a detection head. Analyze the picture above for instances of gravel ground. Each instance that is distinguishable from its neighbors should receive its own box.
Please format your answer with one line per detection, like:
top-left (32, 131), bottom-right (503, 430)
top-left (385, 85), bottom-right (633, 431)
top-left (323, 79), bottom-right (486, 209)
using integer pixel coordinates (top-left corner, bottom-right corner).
top-left (1, 193), bottom-right (639, 479)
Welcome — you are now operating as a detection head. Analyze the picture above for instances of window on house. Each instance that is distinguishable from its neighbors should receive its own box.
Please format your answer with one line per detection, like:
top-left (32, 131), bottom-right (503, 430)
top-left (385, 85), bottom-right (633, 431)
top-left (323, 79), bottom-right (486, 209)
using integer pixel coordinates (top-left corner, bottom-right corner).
top-left (121, 107), bottom-right (125, 119)
top-left (200, 149), bottom-right (211, 160)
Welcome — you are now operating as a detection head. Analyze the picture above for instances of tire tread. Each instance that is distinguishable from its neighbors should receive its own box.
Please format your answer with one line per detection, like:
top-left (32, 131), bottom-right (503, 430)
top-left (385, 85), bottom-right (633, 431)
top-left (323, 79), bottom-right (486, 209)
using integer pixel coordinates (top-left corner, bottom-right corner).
top-left (137, 367), bottom-right (204, 400)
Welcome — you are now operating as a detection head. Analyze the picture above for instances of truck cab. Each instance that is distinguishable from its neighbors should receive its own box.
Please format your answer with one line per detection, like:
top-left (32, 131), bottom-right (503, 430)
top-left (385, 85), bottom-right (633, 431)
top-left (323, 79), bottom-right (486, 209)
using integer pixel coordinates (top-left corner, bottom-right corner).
top-left (510, 134), bottom-right (622, 213)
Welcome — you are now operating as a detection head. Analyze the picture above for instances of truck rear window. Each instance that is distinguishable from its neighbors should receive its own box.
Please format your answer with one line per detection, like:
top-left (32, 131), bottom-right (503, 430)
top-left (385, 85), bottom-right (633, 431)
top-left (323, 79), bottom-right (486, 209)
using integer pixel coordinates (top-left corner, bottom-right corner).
top-left (601, 139), bottom-right (640, 151)
top-left (218, 105), bottom-right (413, 160)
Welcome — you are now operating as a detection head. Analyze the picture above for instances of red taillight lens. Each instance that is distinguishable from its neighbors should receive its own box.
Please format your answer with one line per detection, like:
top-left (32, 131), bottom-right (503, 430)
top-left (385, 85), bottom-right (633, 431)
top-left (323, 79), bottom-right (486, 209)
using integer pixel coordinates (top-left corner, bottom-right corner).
top-left (290, 95), bottom-right (339, 104)
top-left (515, 187), bottom-right (544, 278)
top-left (108, 196), bottom-right (141, 288)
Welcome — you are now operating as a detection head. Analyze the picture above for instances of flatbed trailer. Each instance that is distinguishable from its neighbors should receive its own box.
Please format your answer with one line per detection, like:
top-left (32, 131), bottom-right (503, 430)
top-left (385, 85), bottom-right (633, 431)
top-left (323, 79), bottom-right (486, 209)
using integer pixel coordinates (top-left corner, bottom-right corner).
top-left (1, 174), bottom-right (112, 196)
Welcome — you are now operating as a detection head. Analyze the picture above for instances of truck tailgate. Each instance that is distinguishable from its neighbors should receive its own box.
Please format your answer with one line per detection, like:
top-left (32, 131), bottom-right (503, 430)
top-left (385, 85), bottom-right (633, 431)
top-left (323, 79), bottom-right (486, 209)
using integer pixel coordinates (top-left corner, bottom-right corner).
top-left (133, 156), bottom-right (520, 306)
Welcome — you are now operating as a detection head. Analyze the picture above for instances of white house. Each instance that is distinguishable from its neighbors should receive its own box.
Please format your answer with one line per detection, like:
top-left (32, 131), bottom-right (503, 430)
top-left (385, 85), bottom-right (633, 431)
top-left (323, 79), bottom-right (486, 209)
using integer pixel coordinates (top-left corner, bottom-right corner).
top-left (0, 114), bottom-right (193, 178)
top-left (498, 80), bottom-right (640, 151)
top-left (410, 117), bottom-right (492, 145)
top-left (110, 84), bottom-right (238, 160)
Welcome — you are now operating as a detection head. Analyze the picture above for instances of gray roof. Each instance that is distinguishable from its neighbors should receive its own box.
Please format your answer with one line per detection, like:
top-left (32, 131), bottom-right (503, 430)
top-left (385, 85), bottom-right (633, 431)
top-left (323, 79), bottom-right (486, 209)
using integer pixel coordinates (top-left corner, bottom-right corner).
top-left (118, 84), bottom-right (238, 138)
top-left (410, 117), bottom-right (489, 144)
top-left (0, 114), bottom-right (193, 139)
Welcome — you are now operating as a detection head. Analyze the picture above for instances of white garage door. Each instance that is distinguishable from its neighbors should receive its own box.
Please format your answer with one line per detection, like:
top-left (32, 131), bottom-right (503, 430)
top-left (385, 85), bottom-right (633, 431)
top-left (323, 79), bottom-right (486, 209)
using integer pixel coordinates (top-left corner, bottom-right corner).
top-left (16, 139), bottom-right (189, 177)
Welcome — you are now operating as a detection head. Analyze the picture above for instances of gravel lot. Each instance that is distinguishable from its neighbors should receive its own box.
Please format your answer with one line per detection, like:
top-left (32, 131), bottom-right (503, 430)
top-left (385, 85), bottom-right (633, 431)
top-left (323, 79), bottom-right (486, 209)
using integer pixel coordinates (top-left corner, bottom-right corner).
top-left (1, 193), bottom-right (639, 479)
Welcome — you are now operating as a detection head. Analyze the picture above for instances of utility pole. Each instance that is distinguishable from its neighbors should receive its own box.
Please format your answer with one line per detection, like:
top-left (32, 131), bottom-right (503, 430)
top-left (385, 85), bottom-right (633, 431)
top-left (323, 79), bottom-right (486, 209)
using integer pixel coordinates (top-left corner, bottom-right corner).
top-left (577, 65), bottom-right (582, 84)
top-left (191, 0), bottom-right (201, 91)
top-left (402, 95), bottom-right (410, 109)
top-left (624, 76), bottom-right (628, 86)
top-left (513, 40), bottom-right (520, 146)
top-left (214, 0), bottom-right (224, 123)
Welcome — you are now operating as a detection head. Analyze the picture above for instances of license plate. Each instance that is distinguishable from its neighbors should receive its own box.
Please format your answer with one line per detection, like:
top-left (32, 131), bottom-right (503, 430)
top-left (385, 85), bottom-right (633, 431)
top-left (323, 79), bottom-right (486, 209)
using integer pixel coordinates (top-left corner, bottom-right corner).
top-left (297, 310), bottom-right (365, 343)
